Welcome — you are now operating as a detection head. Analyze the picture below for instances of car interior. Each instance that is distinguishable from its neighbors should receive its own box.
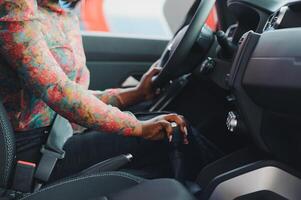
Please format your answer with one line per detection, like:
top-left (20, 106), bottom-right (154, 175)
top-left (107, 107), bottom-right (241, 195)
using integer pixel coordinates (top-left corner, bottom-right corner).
top-left (1, 0), bottom-right (301, 199)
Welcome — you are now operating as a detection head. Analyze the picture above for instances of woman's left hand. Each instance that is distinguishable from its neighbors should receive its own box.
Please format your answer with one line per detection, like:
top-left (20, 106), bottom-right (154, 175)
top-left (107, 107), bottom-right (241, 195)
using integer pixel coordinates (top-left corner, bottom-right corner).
top-left (136, 61), bottom-right (162, 101)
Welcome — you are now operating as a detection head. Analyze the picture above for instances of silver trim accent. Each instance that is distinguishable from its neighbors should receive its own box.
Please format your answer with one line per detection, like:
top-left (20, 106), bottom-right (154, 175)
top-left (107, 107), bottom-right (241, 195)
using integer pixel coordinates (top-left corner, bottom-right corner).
top-left (209, 166), bottom-right (301, 200)
top-left (125, 154), bottom-right (133, 161)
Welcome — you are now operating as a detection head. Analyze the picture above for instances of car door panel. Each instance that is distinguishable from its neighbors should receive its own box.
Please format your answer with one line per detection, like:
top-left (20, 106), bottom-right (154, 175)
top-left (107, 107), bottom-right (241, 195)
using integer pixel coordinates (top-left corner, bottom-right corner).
top-left (82, 34), bottom-right (168, 90)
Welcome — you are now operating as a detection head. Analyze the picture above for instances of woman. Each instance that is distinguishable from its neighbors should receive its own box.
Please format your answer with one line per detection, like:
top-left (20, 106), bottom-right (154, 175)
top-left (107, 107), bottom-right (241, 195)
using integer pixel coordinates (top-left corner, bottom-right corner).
top-left (0, 0), bottom-right (216, 182)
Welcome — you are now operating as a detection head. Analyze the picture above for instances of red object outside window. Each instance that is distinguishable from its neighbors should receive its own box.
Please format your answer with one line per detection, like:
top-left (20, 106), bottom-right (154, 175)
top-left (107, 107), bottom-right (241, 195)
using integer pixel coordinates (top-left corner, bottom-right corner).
top-left (80, 1), bottom-right (219, 33)
top-left (80, 0), bottom-right (109, 32)
top-left (206, 6), bottom-right (218, 31)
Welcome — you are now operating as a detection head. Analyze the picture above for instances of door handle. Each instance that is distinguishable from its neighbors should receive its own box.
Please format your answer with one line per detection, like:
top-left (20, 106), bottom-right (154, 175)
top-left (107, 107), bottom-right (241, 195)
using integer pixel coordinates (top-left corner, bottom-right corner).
top-left (121, 76), bottom-right (140, 88)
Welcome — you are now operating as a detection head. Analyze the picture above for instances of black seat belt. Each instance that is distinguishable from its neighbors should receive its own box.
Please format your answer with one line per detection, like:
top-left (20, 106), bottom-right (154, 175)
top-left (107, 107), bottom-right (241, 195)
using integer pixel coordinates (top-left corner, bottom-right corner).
top-left (34, 115), bottom-right (73, 191)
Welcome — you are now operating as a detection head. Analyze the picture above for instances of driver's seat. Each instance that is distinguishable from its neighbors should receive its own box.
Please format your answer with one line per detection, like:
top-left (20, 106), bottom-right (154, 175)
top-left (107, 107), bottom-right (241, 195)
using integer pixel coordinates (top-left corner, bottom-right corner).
top-left (0, 101), bottom-right (195, 200)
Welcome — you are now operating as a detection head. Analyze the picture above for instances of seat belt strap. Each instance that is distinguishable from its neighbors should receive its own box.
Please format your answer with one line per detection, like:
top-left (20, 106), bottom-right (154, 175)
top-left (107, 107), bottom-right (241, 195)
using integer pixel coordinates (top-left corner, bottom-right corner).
top-left (34, 115), bottom-right (73, 191)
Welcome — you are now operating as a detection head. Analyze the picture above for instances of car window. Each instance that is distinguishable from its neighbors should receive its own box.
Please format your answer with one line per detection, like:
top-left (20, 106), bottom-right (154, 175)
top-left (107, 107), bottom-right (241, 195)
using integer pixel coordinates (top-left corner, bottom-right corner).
top-left (73, 0), bottom-right (218, 40)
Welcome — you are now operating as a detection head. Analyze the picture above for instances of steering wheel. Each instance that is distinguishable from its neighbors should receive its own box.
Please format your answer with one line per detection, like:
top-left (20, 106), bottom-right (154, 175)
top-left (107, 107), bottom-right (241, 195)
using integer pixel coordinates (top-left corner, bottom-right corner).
top-left (152, 0), bottom-right (216, 88)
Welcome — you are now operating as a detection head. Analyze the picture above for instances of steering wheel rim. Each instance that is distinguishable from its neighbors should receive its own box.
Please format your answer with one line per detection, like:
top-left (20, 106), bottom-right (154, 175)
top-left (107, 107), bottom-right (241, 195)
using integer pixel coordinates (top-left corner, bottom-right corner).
top-left (152, 0), bottom-right (216, 88)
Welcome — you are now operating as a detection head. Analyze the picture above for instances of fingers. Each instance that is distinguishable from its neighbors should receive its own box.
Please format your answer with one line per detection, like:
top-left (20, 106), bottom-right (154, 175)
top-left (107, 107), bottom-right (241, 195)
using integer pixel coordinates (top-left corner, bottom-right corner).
top-left (163, 114), bottom-right (187, 136)
top-left (146, 60), bottom-right (162, 76)
top-left (151, 60), bottom-right (162, 69)
top-left (140, 119), bottom-right (169, 141)
top-left (159, 120), bottom-right (173, 137)
top-left (140, 114), bottom-right (189, 143)
top-left (163, 114), bottom-right (189, 144)
top-left (147, 66), bottom-right (161, 77)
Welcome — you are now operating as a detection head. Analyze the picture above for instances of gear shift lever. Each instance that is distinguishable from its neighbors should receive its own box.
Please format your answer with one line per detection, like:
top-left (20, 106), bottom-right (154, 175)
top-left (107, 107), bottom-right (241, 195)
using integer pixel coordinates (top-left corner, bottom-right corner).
top-left (169, 122), bottom-right (185, 183)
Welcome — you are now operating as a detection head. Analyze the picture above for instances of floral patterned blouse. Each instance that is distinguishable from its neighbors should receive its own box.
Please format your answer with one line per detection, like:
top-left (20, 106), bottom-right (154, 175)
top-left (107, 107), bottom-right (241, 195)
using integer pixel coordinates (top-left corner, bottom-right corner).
top-left (0, 0), bottom-right (141, 136)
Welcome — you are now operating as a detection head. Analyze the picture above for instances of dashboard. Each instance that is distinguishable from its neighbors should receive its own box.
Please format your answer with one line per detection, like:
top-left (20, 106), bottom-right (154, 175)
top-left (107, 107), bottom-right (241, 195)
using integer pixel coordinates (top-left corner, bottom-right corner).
top-left (264, 3), bottom-right (301, 31)
top-left (227, 0), bottom-right (301, 43)
top-left (223, 0), bottom-right (301, 163)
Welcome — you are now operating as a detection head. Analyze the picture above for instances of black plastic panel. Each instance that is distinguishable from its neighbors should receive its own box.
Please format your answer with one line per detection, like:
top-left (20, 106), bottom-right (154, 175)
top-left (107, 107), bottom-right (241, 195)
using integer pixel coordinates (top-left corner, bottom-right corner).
top-left (227, 0), bottom-right (268, 44)
top-left (230, 28), bottom-right (301, 165)
top-left (201, 160), bottom-right (301, 200)
top-left (243, 28), bottom-right (301, 114)
top-left (228, 31), bottom-right (265, 151)
top-left (228, 0), bottom-right (300, 13)
top-left (235, 191), bottom-right (288, 200)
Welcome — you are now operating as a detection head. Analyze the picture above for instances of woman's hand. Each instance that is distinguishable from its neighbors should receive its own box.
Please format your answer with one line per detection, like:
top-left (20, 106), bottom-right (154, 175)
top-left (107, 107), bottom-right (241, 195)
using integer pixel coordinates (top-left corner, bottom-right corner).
top-left (136, 61), bottom-right (162, 101)
top-left (114, 61), bottom-right (161, 108)
top-left (140, 114), bottom-right (189, 144)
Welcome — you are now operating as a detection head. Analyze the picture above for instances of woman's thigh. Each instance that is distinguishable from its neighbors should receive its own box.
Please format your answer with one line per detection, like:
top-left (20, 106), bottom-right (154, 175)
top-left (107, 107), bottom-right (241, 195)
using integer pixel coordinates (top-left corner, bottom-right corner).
top-left (50, 130), bottom-right (170, 181)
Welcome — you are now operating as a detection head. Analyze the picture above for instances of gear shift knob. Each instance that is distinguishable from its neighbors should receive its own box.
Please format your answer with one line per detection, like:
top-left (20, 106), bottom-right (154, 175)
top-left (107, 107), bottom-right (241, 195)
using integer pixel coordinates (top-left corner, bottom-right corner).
top-left (170, 122), bottom-right (184, 149)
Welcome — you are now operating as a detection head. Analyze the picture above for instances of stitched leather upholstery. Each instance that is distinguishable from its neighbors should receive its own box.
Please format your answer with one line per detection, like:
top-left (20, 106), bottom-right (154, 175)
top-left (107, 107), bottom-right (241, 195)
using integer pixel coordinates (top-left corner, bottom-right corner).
top-left (20, 173), bottom-right (196, 200)
top-left (21, 172), bottom-right (144, 200)
top-left (0, 101), bottom-right (15, 188)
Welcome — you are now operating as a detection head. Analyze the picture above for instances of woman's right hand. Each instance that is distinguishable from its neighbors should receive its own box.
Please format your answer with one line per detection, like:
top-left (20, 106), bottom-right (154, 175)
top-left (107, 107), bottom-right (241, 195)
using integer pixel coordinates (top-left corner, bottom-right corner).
top-left (140, 114), bottom-right (188, 143)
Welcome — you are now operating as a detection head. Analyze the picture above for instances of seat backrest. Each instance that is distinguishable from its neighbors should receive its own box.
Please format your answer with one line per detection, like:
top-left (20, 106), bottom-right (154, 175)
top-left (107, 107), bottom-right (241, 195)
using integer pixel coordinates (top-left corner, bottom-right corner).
top-left (0, 101), bottom-right (15, 189)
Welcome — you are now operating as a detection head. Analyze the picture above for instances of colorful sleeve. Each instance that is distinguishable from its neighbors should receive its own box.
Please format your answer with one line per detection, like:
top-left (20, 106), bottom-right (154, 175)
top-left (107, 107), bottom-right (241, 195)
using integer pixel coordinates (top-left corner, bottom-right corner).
top-left (0, 0), bottom-right (142, 136)
top-left (91, 89), bottom-right (123, 107)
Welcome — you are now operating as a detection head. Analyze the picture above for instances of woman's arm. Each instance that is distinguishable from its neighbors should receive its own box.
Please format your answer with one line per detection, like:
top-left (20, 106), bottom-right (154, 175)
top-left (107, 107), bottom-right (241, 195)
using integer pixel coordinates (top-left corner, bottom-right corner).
top-left (77, 61), bottom-right (161, 108)
top-left (0, 1), bottom-right (141, 136)
top-left (76, 66), bottom-right (124, 107)
top-left (78, 63), bottom-right (161, 108)
top-left (91, 88), bottom-right (142, 108)
top-left (113, 64), bottom-right (161, 108)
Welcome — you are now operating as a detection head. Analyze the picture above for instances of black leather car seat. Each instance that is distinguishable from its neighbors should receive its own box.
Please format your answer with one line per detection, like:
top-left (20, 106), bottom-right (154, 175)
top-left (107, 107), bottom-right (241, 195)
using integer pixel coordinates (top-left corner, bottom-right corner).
top-left (0, 101), bottom-right (15, 191)
top-left (0, 101), bottom-right (195, 200)
top-left (20, 174), bottom-right (195, 200)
